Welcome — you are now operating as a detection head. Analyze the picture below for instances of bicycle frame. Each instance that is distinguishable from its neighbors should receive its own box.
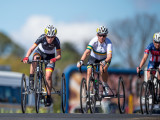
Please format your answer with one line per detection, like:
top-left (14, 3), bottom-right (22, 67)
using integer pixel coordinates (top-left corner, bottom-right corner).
top-left (33, 59), bottom-right (61, 96)
top-left (89, 63), bottom-right (117, 99)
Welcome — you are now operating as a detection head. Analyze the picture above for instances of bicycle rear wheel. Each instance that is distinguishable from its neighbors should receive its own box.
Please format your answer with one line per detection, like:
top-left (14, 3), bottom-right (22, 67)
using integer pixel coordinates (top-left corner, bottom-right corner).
top-left (35, 72), bottom-right (41, 113)
top-left (80, 78), bottom-right (88, 113)
top-left (117, 76), bottom-right (125, 114)
top-left (61, 73), bottom-right (66, 113)
top-left (145, 80), bottom-right (154, 114)
top-left (21, 74), bottom-right (28, 113)
top-left (88, 76), bottom-right (96, 113)
top-left (140, 81), bottom-right (147, 114)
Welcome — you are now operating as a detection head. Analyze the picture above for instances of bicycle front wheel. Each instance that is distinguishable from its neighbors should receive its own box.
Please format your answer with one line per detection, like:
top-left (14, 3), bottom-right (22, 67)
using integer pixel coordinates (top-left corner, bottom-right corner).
top-left (117, 76), bottom-right (125, 114)
top-left (140, 81), bottom-right (147, 114)
top-left (21, 74), bottom-right (28, 113)
top-left (145, 80), bottom-right (154, 114)
top-left (88, 76), bottom-right (96, 113)
top-left (61, 73), bottom-right (66, 113)
top-left (80, 78), bottom-right (88, 113)
top-left (155, 80), bottom-right (160, 103)
top-left (35, 72), bottom-right (41, 113)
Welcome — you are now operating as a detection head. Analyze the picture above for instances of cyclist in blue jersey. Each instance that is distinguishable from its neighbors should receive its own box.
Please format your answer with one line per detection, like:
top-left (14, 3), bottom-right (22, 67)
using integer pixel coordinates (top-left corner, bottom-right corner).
top-left (77, 26), bottom-right (112, 97)
top-left (23, 25), bottom-right (61, 106)
top-left (137, 32), bottom-right (160, 80)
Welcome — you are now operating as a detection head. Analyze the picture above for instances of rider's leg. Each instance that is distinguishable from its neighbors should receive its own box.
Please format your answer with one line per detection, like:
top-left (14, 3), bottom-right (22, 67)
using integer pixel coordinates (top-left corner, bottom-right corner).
top-left (100, 65), bottom-right (109, 94)
top-left (45, 61), bottom-right (55, 106)
top-left (45, 68), bottom-right (53, 106)
top-left (147, 71), bottom-right (151, 80)
top-left (100, 65), bottom-right (109, 84)
top-left (87, 67), bottom-right (92, 89)
top-left (29, 54), bottom-right (40, 89)
top-left (45, 69), bottom-right (53, 96)
top-left (157, 70), bottom-right (160, 80)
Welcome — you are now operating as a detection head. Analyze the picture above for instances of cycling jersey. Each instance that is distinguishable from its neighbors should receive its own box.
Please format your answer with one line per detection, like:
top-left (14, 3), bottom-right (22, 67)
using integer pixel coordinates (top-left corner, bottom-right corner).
top-left (33, 34), bottom-right (61, 72)
top-left (34, 34), bottom-right (61, 54)
top-left (86, 36), bottom-right (112, 60)
top-left (144, 43), bottom-right (160, 69)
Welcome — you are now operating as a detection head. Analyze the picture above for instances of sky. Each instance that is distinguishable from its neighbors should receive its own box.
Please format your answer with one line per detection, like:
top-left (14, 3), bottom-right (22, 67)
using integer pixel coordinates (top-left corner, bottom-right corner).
top-left (0, 0), bottom-right (160, 55)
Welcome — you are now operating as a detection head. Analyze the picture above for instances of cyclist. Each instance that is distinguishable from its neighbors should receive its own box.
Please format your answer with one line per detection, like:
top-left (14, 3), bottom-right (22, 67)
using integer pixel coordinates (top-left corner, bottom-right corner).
top-left (137, 32), bottom-right (160, 80)
top-left (77, 26), bottom-right (112, 97)
top-left (23, 25), bottom-right (61, 106)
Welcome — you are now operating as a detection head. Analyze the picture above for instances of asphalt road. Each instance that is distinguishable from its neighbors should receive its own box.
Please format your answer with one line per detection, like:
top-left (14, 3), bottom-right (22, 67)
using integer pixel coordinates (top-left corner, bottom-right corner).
top-left (0, 113), bottom-right (159, 120)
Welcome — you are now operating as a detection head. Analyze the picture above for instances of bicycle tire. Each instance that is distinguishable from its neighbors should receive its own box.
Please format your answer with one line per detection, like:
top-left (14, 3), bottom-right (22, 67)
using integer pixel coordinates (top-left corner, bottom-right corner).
top-left (35, 72), bottom-right (41, 113)
top-left (145, 80), bottom-right (154, 114)
top-left (80, 78), bottom-right (88, 113)
top-left (88, 76), bottom-right (96, 113)
top-left (140, 81), bottom-right (147, 114)
top-left (155, 80), bottom-right (160, 103)
top-left (117, 76), bottom-right (125, 114)
top-left (21, 74), bottom-right (28, 113)
top-left (61, 73), bottom-right (66, 113)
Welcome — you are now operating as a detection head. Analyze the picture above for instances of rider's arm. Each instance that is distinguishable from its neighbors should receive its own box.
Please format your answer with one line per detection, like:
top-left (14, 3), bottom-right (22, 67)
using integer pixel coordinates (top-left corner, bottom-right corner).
top-left (25, 44), bottom-right (37, 57)
top-left (105, 53), bottom-right (112, 63)
top-left (139, 53), bottom-right (148, 69)
top-left (55, 50), bottom-right (61, 61)
top-left (80, 49), bottom-right (91, 61)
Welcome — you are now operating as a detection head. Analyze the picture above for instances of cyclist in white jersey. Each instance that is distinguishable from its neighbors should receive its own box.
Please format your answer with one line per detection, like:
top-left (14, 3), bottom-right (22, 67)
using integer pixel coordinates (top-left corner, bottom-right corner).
top-left (23, 25), bottom-right (61, 106)
top-left (77, 26), bottom-right (112, 96)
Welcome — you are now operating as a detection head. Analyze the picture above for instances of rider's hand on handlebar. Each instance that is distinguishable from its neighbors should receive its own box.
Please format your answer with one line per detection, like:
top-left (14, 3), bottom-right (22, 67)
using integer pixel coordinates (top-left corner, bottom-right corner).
top-left (50, 58), bottom-right (56, 63)
top-left (23, 57), bottom-right (29, 63)
top-left (100, 60), bottom-right (107, 67)
top-left (77, 60), bottom-right (83, 68)
top-left (137, 67), bottom-right (141, 74)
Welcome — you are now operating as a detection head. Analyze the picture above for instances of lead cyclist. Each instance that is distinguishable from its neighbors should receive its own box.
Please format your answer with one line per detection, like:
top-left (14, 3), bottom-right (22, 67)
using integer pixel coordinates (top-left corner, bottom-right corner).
top-left (22, 25), bottom-right (61, 106)
top-left (77, 26), bottom-right (113, 97)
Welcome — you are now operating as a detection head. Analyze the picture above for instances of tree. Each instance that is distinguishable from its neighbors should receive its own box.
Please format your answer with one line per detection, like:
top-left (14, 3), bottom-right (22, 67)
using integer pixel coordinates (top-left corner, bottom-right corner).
top-left (0, 32), bottom-right (25, 57)
top-left (111, 14), bottom-right (160, 68)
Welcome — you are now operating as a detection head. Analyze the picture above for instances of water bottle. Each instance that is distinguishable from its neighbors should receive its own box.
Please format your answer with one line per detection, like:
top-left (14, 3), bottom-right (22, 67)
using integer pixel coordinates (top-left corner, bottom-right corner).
top-left (95, 79), bottom-right (98, 89)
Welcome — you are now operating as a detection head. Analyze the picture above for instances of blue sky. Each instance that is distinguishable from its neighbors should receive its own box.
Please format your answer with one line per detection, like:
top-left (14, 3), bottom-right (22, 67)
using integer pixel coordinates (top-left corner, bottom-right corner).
top-left (0, 0), bottom-right (160, 52)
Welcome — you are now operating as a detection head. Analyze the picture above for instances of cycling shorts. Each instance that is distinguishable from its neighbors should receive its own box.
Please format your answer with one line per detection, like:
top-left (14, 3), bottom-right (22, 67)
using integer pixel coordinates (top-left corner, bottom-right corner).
top-left (87, 56), bottom-right (110, 69)
top-left (33, 49), bottom-right (55, 72)
top-left (147, 61), bottom-right (160, 69)
top-left (147, 61), bottom-right (160, 74)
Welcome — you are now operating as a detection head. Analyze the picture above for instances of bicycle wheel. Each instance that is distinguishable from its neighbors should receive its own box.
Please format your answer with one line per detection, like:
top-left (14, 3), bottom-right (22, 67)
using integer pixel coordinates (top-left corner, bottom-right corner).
top-left (155, 80), bottom-right (160, 103)
top-left (140, 81), bottom-right (147, 114)
top-left (21, 74), bottom-right (28, 113)
top-left (80, 78), bottom-right (88, 113)
top-left (145, 80), bottom-right (154, 114)
top-left (35, 72), bottom-right (41, 113)
top-left (61, 73), bottom-right (66, 113)
top-left (88, 76), bottom-right (96, 113)
top-left (117, 76), bottom-right (125, 114)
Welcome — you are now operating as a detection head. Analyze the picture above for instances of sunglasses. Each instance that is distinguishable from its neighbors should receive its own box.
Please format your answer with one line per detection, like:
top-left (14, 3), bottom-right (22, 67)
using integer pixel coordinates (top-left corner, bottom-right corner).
top-left (47, 36), bottom-right (55, 38)
top-left (98, 34), bottom-right (106, 37)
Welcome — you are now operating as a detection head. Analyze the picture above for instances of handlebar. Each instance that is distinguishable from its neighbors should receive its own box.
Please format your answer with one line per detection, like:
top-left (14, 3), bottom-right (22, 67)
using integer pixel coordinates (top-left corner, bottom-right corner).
top-left (21, 59), bottom-right (50, 64)
top-left (79, 63), bottom-right (104, 73)
top-left (137, 68), bottom-right (159, 78)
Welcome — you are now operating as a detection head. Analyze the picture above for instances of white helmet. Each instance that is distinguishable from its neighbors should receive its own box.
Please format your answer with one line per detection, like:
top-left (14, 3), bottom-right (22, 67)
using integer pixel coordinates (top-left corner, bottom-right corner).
top-left (44, 25), bottom-right (57, 37)
top-left (96, 26), bottom-right (108, 35)
top-left (153, 32), bottom-right (160, 43)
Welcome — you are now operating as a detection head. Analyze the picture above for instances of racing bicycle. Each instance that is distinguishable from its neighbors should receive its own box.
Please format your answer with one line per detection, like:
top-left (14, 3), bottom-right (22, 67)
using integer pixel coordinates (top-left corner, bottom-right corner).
top-left (79, 63), bottom-right (125, 114)
top-left (21, 57), bottom-right (66, 113)
top-left (138, 68), bottom-right (160, 114)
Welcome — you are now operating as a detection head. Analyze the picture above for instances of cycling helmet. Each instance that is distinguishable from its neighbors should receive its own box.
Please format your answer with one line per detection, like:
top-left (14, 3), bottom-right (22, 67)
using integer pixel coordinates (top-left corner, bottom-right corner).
top-left (96, 26), bottom-right (108, 35)
top-left (44, 25), bottom-right (57, 37)
top-left (153, 32), bottom-right (160, 43)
